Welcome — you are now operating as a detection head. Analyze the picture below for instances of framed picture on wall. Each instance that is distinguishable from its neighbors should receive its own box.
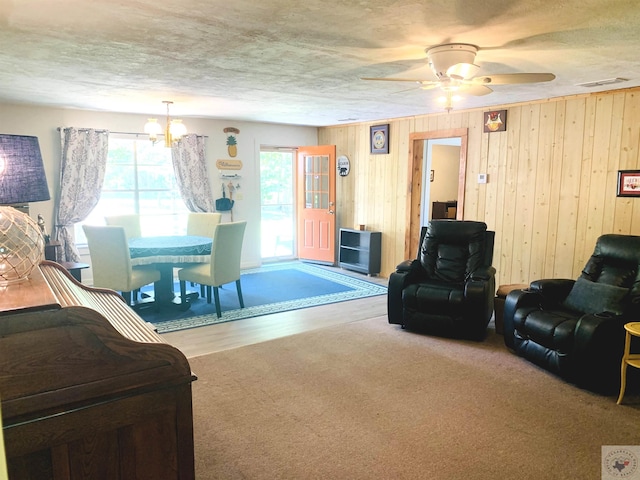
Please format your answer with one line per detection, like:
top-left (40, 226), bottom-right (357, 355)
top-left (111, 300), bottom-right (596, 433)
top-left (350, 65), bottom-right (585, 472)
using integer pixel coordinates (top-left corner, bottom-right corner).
top-left (370, 124), bottom-right (389, 154)
top-left (617, 170), bottom-right (640, 197)
top-left (483, 110), bottom-right (507, 133)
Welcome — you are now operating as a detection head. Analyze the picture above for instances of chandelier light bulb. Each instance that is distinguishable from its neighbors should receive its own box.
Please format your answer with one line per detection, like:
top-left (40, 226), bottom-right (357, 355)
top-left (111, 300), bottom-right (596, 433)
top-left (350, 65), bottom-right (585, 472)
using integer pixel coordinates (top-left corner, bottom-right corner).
top-left (144, 118), bottom-right (162, 143)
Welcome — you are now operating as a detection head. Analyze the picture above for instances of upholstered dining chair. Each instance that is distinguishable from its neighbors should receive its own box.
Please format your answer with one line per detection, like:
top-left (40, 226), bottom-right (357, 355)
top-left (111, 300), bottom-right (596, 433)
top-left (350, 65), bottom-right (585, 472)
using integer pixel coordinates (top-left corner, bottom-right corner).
top-left (178, 221), bottom-right (247, 318)
top-left (186, 212), bottom-right (223, 296)
top-left (186, 212), bottom-right (222, 237)
top-left (105, 214), bottom-right (142, 239)
top-left (83, 225), bottom-right (160, 307)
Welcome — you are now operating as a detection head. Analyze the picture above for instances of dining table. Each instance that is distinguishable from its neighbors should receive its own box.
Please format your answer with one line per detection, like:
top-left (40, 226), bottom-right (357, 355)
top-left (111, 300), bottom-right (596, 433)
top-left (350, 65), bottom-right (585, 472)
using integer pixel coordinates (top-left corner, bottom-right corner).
top-left (129, 235), bottom-right (212, 308)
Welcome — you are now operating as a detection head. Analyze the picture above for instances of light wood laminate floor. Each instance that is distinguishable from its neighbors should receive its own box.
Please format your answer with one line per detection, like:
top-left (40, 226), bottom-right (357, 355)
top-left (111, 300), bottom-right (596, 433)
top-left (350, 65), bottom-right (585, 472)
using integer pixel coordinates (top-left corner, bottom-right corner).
top-left (161, 267), bottom-right (389, 359)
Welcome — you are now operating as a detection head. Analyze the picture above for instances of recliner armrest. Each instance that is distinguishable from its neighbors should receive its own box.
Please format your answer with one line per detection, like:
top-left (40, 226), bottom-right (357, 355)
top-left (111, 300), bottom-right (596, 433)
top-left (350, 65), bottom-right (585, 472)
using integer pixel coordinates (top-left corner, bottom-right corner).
top-left (529, 278), bottom-right (575, 305)
top-left (388, 260), bottom-right (424, 325)
top-left (572, 313), bottom-right (627, 391)
top-left (469, 265), bottom-right (496, 281)
top-left (503, 289), bottom-right (543, 348)
top-left (395, 259), bottom-right (415, 273)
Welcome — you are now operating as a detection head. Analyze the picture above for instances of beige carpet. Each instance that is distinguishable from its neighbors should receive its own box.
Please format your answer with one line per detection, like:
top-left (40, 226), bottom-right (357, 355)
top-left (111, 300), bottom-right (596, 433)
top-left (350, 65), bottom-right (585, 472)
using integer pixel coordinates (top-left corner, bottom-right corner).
top-left (189, 316), bottom-right (640, 480)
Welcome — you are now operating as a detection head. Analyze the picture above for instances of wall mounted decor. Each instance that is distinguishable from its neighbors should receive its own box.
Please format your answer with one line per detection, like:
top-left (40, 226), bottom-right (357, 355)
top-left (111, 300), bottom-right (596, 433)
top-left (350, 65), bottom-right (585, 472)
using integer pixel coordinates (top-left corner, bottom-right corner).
top-left (370, 124), bottom-right (389, 154)
top-left (216, 159), bottom-right (243, 170)
top-left (337, 155), bottom-right (350, 176)
top-left (224, 127), bottom-right (240, 157)
top-left (483, 110), bottom-right (507, 133)
top-left (617, 170), bottom-right (640, 197)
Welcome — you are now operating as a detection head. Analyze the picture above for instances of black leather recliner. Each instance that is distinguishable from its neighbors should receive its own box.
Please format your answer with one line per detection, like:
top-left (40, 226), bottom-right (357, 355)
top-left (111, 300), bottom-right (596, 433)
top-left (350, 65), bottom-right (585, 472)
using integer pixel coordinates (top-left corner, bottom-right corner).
top-left (503, 234), bottom-right (640, 392)
top-left (388, 220), bottom-right (496, 339)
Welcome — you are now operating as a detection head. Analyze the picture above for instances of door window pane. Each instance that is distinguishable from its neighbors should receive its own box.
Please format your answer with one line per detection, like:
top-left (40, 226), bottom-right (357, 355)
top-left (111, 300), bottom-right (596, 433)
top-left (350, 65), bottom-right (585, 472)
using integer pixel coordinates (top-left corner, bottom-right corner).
top-left (303, 155), bottom-right (329, 210)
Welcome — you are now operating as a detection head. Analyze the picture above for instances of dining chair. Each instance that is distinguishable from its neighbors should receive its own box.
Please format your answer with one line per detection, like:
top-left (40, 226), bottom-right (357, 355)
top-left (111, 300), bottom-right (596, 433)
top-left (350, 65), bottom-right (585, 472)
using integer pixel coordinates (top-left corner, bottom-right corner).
top-left (178, 221), bottom-right (247, 317)
top-left (186, 212), bottom-right (222, 237)
top-left (186, 212), bottom-right (223, 296)
top-left (83, 225), bottom-right (160, 307)
top-left (105, 214), bottom-right (142, 239)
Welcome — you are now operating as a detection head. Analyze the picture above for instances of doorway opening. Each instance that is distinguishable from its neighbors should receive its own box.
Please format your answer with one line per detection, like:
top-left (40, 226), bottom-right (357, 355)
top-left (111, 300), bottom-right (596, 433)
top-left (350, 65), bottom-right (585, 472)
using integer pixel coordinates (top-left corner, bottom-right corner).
top-left (259, 148), bottom-right (296, 261)
top-left (420, 138), bottom-right (462, 223)
top-left (405, 129), bottom-right (468, 259)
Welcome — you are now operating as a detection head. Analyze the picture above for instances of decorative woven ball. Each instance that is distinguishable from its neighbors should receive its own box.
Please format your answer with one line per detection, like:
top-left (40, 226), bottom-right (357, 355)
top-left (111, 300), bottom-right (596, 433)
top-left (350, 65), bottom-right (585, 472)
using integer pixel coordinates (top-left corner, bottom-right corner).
top-left (0, 206), bottom-right (45, 284)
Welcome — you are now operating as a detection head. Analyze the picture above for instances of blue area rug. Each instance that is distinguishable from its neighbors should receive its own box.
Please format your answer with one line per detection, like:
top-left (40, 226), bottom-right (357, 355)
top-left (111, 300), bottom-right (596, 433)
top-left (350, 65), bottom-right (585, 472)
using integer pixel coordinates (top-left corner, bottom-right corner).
top-left (138, 262), bottom-right (387, 333)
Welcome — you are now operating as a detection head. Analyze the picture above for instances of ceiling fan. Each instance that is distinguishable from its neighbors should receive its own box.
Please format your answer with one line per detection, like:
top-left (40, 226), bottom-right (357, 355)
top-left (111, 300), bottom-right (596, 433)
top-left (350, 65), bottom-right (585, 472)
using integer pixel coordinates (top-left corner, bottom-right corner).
top-left (362, 43), bottom-right (556, 110)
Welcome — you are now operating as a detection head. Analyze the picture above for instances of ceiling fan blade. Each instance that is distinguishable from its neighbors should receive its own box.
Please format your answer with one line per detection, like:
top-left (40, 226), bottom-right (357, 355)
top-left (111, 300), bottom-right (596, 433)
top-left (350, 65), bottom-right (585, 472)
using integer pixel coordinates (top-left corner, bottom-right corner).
top-left (361, 77), bottom-right (437, 85)
top-left (472, 73), bottom-right (556, 85)
top-left (460, 84), bottom-right (493, 96)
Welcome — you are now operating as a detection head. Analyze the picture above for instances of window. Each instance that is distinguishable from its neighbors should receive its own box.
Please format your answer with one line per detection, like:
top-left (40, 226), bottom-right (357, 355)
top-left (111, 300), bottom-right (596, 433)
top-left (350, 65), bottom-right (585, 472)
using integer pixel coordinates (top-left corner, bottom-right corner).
top-left (76, 136), bottom-right (189, 244)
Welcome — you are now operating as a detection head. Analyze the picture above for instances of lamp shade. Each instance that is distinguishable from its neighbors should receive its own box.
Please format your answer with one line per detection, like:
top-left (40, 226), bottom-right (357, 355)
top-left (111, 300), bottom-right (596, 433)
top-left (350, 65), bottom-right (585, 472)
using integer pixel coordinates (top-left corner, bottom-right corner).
top-left (0, 134), bottom-right (50, 204)
top-left (0, 134), bottom-right (49, 284)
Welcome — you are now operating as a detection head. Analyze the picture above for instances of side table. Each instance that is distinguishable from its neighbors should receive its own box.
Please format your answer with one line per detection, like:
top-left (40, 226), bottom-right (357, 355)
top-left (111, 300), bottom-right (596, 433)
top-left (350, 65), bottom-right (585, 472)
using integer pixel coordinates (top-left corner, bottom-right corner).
top-left (617, 322), bottom-right (640, 405)
top-left (494, 284), bottom-right (528, 334)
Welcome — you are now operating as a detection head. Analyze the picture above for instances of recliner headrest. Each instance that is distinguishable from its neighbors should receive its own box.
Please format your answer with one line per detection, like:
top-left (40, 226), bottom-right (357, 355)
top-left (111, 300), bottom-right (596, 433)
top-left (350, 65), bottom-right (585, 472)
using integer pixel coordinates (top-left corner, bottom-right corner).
top-left (420, 220), bottom-right (489, 283)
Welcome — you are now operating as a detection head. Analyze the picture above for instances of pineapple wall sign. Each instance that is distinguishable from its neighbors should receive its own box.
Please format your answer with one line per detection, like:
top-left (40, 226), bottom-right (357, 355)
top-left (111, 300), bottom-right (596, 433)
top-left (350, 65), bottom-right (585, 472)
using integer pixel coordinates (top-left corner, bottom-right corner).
top-left (224, 127), bottom-right (239, 157)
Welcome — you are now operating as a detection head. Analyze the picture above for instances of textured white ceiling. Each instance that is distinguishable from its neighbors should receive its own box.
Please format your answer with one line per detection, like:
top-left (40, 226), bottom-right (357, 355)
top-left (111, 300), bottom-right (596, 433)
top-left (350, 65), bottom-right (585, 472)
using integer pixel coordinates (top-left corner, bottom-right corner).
top-left (1, 0), bottom-right (639, 126)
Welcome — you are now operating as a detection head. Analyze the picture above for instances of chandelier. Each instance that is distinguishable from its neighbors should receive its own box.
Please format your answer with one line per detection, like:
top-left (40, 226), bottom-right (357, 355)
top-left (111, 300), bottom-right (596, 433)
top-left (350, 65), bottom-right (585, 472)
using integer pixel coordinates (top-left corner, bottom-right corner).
top-left (144, 100), bottom-right (187, 147)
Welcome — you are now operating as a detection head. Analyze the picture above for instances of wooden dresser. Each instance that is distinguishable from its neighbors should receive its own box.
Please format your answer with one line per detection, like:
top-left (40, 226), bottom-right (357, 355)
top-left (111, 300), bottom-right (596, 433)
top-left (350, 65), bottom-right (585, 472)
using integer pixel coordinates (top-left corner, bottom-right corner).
top-left (0, 261), bottom-right (196, 479)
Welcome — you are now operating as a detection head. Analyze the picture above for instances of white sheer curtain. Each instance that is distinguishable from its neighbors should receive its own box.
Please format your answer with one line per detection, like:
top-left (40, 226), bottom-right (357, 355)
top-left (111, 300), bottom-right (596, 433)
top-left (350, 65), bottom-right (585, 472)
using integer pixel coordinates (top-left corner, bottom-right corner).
top-left (54, 127), bottom-right (109, 262)
top-left (171, 134), bottom-right (215, 212)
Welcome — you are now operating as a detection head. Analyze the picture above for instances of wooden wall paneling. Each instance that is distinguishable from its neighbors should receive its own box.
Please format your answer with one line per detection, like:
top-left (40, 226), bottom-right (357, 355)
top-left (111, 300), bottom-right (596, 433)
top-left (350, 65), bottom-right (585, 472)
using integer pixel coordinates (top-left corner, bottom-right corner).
top-left (513, 104), bottom-right (541, 283)
top-left (354, 127), bottom-right (368, 230)
top-left (555, 98), bottom-right (587, 277)
top-left (366, 149), bottom-right (379, 230)
top-left (427, 115), bottom-right (441, 132)
top-left (606, 93), bottom-right (627, 234)
top-left (481, 119), bottom-right (497, 223)
top-left (585, 96), bottom-right (615, 255)
top-left (344, 125), bottom-right (357, 231)
top-left (467, 111), bottom-right (486, 222)
top-left (497, 106), bottom-right (521, 284)
top-left (381, 120), bottom-right (408, 274)
top-left (318, 87), bottom-right (640, 286)
top-left (618, 92), bottom-right (640, 235)
top-left (338, 126), bottom-right (356, 236)
top-left (572, 96), bottom-right (597, 275)
top-left (463, 119), bottom-right (480, 220)
top-left (542, 100), bottom-right (567, 278)
top-left (487, 124), bottom-right (511, 285)
top-left (529, 102), bottom-right (558, 281)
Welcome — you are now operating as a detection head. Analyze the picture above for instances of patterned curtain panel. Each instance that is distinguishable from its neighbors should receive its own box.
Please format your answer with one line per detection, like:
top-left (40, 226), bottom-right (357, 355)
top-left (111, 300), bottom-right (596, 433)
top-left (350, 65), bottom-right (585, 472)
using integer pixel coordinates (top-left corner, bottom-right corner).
top-left (171, 134), bottom-right (215, 212)
top-left (54, 127), bottom-right (109, 262)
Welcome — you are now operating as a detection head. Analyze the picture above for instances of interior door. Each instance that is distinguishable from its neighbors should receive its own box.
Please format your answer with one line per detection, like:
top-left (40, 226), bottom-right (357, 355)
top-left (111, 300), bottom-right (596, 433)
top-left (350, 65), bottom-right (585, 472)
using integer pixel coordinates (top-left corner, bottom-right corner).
top-left (296, 145), bottom-right (336, 264)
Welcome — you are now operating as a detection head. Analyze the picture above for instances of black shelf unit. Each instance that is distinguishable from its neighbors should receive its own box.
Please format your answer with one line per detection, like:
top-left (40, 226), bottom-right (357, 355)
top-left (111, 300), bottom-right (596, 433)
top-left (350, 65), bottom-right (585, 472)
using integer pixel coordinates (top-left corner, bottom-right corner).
top-left (339, 228), bottom-right (382, 276)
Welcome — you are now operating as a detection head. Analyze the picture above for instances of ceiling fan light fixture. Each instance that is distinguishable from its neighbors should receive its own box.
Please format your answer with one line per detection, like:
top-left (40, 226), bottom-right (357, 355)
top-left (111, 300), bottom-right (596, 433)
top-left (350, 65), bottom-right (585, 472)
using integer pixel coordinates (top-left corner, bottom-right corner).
top-left (426, 43), bottom-right (478, 80)
top-left (447, 63), bottom-right (480, 80)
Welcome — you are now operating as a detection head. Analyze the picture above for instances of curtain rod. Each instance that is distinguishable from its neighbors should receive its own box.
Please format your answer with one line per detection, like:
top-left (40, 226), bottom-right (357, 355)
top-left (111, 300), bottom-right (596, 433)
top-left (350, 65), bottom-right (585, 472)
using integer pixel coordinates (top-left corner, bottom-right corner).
top-left (56, 128), bottom-right (207, 138)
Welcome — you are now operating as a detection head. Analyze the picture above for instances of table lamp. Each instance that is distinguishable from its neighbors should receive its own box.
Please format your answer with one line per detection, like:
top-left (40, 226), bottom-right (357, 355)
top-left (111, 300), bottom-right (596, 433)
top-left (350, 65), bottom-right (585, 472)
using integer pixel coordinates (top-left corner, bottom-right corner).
top-left (0, 134), bottom-right (50, 285)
